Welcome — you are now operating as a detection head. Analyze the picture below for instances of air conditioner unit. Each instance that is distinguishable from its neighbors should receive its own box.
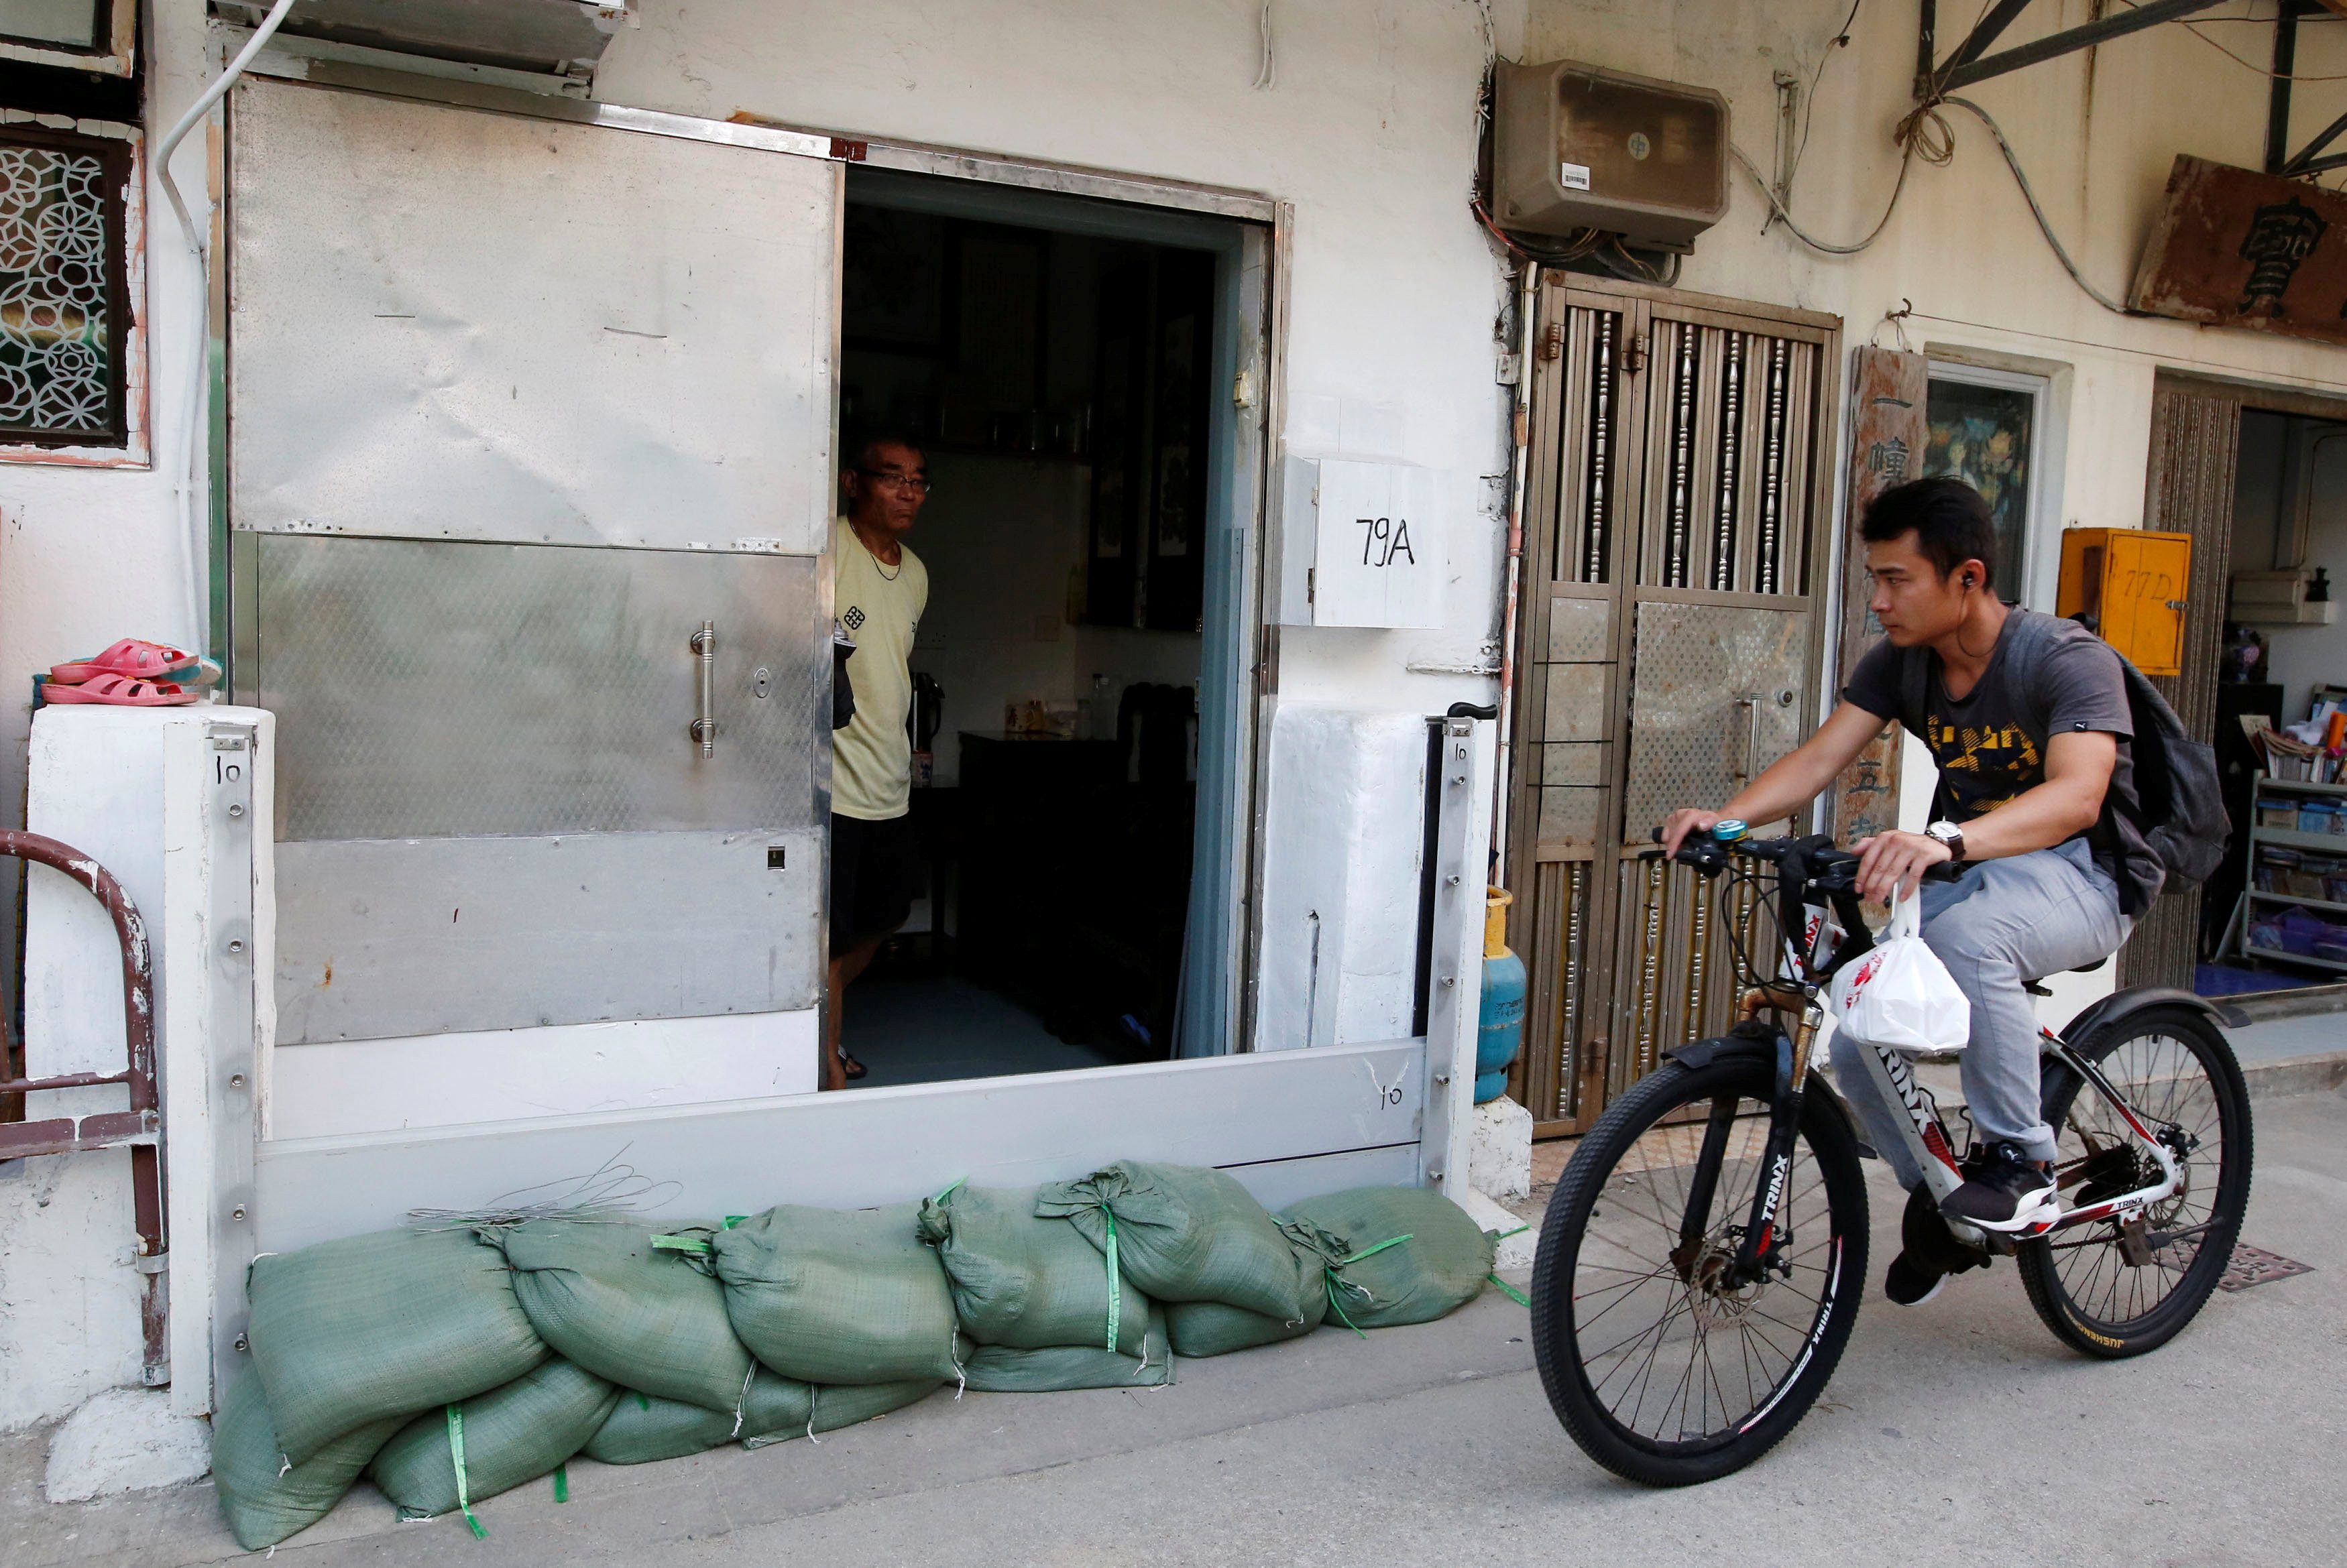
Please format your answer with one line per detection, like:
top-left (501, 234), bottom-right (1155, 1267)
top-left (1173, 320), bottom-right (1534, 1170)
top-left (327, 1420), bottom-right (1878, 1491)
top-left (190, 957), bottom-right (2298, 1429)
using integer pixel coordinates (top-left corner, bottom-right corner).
top-left (1492, 60), bottom-right (1728, 249)
top-left (213, 0), bottom-right (636, 96)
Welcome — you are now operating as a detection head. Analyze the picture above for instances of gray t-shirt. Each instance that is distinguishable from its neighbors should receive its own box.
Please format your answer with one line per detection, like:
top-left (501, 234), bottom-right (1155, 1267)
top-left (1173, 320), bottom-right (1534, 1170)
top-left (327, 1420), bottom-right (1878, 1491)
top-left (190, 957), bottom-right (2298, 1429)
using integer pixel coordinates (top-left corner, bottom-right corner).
top-left (1843, 608), bottom-right (2138, 882)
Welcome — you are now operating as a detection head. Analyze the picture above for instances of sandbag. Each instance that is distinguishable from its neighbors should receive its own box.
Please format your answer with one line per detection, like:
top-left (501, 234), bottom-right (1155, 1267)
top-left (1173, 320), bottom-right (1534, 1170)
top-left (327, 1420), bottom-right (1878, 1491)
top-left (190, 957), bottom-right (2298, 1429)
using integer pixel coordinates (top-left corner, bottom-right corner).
top-left (752, 1378), bottom-right (941, 1449)
top-left (585, 1370), bottom-right (942, 1465)
top-left (1163, 1221), bottom-right (1337, 1358)
top-left (247, 1226), bottom-right (548, 1464)
top-left (370, 1358), bottom-right (619, 1521)
top-left (1283, 1187), bottom-right (1495, 1329)
top-left (713, 1202), bottom-right (960, 1384)
top-left (963, 1307), bottom-right (1174, 1392)
top-left (492, 1218), bottom-right (755, 1413)
top-left (1033, 1162), bottom-right (1304, 1321)
top-left (210, 1373), bottom-right (406, 1551)
top-left (917, 1185), bottom-right (1147, 1355)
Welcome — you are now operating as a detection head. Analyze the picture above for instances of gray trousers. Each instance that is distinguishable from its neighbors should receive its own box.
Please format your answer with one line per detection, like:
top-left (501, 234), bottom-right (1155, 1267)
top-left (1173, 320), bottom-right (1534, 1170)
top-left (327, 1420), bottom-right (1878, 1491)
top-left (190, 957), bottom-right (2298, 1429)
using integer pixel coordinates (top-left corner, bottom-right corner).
top-left (1831, 837), bottom-right (2128, 1189)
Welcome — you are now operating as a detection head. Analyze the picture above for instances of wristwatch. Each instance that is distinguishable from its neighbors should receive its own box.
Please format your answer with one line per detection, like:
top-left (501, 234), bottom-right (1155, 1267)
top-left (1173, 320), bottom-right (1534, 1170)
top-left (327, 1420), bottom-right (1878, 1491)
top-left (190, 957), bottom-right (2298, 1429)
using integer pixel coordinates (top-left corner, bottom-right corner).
top-left (1924, 820), bottom-right (1966, 861)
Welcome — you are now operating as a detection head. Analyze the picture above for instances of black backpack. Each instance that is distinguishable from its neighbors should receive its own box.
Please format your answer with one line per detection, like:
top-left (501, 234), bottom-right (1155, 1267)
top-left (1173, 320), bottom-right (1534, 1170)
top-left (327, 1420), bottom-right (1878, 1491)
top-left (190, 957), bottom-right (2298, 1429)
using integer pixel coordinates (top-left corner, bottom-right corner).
top-left (1897, 629), bottom-right (2228, 902)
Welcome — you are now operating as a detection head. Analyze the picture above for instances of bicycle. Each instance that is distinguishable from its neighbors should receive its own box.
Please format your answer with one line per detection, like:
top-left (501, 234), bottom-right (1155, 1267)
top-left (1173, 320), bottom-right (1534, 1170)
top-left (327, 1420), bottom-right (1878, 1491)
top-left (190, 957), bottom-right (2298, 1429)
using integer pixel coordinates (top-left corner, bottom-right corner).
top-left (1528, 822), bottom-right (2254, 1487)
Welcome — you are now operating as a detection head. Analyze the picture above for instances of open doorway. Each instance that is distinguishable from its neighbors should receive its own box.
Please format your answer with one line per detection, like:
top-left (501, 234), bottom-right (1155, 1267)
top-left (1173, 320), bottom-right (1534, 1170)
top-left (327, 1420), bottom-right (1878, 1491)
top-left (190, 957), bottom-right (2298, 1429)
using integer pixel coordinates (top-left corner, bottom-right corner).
top-left (2201, 406), bottom-right (2347, 998)
top-left (830, 170), bottom-right (1249, 1088)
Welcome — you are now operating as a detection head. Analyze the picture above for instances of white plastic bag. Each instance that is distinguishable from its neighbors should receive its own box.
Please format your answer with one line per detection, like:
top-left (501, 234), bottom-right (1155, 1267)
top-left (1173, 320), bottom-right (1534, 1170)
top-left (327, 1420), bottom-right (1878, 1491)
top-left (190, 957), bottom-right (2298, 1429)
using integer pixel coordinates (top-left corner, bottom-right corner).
top-left (1827, 894), bottom-right (1970, 1054)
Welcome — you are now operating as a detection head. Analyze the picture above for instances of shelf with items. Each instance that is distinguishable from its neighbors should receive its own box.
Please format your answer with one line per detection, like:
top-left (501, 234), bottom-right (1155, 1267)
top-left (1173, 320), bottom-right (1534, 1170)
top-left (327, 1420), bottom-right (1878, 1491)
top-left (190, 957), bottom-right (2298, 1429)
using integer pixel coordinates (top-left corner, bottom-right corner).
top-left (2252, 774), bottom-right (2347, 800)
top-left (2230, 769), bottom-right (2347, 971)
top-left (2243, 943), bottom-right (2347, 974)
top-left (2248, 889), bottom-right (2347, 918)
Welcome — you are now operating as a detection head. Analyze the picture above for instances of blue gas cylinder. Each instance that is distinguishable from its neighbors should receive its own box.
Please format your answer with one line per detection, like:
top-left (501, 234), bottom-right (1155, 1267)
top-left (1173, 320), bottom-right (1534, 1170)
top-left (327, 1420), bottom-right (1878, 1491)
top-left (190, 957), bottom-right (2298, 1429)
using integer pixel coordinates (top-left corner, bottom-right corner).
top-left (1475, 888), bottom-right (1527, 1103)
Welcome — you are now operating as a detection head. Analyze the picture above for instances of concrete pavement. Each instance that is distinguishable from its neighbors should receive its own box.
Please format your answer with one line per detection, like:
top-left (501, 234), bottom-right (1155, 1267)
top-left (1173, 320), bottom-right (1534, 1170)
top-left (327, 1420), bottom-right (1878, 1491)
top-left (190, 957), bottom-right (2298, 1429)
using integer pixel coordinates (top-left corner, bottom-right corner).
top-left (5, 1083), bottom-right (2342, 1567)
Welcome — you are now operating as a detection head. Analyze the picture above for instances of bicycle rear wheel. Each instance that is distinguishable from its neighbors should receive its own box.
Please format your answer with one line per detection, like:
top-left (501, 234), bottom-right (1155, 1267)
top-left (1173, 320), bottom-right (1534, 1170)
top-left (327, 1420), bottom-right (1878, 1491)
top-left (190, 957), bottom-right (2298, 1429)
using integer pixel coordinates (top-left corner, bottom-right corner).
top-left (2017, 1004), bottom-right (2252, 1359)
top-left (1529, 1052), bottom-right (1868, 1486)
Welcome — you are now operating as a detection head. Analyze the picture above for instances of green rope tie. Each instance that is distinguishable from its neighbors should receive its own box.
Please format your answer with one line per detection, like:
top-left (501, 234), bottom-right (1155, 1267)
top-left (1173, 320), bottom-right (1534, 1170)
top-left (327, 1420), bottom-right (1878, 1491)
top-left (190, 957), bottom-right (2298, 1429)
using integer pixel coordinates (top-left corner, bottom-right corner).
top-left (445, 1404), bottom-right (487, 1539)
top-left (1102, 1209), bottom-right (1121, 1353)
top-left (1322, 1233), bottom-right (1412, 1339)
top-left (934, 1177), bottom-right (967, 1203)
top-left (1487, 1273), bottom-right (1531, 1308)
top-left (636, 1392), bottom-right (651, 1411)
top-left (553, 1463), bottom-right (568, 1504)
top-left (650, 1234), bottom-right (713, 1254)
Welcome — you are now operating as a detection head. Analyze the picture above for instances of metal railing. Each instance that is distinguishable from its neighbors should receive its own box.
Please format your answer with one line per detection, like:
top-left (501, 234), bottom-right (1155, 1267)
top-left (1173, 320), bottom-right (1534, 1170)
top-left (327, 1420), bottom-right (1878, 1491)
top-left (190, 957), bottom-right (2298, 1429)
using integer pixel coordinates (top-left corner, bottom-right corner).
top-left (0, 831), bottom-right (165, 1384)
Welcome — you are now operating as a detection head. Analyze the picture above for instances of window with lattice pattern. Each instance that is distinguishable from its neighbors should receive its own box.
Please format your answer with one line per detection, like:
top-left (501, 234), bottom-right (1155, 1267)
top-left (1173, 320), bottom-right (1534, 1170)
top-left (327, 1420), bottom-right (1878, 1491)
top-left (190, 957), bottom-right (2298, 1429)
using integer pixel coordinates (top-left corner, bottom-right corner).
top-left (0, 123), bottom-right (129, 448)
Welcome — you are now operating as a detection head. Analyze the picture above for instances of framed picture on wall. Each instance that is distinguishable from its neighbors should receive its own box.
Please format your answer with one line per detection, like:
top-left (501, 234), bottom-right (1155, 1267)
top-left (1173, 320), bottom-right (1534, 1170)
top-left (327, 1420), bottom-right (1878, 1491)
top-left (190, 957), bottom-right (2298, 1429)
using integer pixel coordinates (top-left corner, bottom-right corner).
top-left (1924, 360), bottom-right (2065, 611)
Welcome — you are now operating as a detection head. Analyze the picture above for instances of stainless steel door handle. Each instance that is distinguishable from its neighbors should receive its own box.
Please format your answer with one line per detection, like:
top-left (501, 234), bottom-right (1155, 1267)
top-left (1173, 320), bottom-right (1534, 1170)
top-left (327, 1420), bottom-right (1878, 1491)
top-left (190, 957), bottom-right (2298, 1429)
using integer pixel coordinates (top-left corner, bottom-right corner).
top-left (689, 620), bottom-right (717, 757)
top-left (1732, 695), bottom-right (1758, 782)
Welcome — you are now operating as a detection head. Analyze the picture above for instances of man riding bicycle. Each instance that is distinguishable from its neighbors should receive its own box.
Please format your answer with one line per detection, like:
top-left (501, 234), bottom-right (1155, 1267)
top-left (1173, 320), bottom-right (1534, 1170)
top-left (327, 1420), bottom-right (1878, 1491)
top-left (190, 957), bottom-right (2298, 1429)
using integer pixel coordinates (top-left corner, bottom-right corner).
top-left (1661, 475), bottom-right (2164, 1307)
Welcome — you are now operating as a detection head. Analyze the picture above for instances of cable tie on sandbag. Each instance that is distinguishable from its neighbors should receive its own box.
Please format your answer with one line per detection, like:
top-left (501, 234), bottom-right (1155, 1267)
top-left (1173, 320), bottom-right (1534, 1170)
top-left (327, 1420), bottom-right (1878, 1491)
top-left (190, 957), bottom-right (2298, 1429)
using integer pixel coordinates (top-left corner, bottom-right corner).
top-left (1487, 1273), bottom-right (1531, 1308)
top-left (553, 1464), bottom-right (568, 1504)
top-left (1322, 1233), bottom-right (1411, 1337)
top-left (1487, 1225), bottom-right (1531, 1241)
top-left (1102, 1209), bottom-right (1123, 1354)
top-left (730, 1366), bottom-right (754, 1437)
top-left (805, 1386), bottom-right (821, 1444)
top-left (933, 1177), bottom-right (966, 1203)
top-left (446, 1404), bottom-right (488, 1539)
top-left (649, 1233), bottom-right (713, 1254)
top-left (723, 1215), bottom-right (746, 1228)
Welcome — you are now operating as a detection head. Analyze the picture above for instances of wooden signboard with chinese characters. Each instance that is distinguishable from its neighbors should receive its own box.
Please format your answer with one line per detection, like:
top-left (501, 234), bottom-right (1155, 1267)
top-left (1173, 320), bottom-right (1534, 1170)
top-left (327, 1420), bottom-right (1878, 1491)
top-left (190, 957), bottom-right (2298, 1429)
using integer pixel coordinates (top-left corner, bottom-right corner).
top-left (1827, 345), bottom-right (1928, 846)
top-left (2130, 155), bottom-right (2347, 348)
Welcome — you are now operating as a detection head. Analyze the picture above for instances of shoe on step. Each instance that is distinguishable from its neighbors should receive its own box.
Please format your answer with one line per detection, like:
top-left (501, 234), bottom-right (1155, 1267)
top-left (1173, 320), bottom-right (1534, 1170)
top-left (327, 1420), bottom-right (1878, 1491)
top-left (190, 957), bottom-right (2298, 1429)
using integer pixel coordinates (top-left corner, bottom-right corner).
top-left (1941, 1141), bottom-right (2059, 1233)
top-left (1884, 1251), bottom-right (1945, 1307)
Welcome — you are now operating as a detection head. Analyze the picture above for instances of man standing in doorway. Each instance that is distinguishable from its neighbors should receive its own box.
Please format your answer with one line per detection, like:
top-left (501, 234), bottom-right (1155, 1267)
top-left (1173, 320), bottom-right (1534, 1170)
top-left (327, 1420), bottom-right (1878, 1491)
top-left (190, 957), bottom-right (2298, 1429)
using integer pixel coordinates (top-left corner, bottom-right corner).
top-left (825, 433), bottom-right (931, 1091)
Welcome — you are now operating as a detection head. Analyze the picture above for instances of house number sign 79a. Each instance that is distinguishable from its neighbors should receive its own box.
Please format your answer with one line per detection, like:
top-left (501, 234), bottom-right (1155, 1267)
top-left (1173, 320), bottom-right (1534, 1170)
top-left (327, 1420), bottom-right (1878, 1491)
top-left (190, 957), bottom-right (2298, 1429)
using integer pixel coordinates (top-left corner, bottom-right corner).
top-left (1306, 457), bottom-right (1444, 629)
top-left (1357, 515), bottom-right (1418, 568)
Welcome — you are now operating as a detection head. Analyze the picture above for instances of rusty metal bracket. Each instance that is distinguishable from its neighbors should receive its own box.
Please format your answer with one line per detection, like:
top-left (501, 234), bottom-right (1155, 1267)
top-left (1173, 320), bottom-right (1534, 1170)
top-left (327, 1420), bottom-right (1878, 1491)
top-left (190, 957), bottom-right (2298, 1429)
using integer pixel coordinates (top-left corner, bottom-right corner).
top-left (0, 830), bottom-right (166, 1385)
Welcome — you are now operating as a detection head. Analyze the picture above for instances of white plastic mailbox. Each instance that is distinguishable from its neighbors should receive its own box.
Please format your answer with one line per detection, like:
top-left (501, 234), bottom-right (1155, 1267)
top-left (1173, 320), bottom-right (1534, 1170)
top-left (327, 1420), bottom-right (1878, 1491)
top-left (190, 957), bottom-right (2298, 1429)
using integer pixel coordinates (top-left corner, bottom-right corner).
top-left (1277, 456), bottom-right (1446, 628)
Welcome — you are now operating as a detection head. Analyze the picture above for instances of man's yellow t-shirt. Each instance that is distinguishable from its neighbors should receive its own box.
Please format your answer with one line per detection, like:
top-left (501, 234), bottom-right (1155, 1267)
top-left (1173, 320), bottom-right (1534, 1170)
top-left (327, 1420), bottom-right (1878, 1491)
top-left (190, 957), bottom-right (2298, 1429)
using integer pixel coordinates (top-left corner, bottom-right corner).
top-left (832, 516), bottom-right (929, 821)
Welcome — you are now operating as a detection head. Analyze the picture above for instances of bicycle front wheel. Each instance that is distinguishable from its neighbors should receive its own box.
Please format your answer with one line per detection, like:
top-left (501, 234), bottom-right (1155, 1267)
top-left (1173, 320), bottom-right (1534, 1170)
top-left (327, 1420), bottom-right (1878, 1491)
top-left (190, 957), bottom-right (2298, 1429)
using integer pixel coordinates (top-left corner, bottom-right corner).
top-left (2018, 1004), bottom-right (2252, 1358)
top-left (1529, 1052), bottom-right (1869, 1487)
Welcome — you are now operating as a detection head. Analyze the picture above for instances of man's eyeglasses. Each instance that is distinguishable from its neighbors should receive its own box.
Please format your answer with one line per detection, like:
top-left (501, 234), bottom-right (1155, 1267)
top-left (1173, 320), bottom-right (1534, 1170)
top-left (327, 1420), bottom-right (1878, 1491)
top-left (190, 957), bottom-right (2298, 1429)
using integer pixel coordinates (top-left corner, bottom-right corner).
top-left (855, 469), bottom-right (932, 495)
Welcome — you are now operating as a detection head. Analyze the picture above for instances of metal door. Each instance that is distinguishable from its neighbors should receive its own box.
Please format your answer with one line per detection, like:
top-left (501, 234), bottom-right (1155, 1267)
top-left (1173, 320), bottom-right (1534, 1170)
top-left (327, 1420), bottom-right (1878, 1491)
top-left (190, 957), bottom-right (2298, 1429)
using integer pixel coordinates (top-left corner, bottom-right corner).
top-left (1507, 278), bottom-right (1838, 1132)
top-left (227, 78), bottom-right (840, 1052)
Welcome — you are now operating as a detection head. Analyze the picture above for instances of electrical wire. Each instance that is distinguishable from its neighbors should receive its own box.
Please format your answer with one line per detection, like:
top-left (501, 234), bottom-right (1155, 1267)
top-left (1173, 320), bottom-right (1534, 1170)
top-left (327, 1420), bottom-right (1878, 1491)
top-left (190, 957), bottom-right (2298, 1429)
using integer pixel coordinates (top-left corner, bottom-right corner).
top-left (1938, 95), bottom-right (2134, 315)
top-left (156, 0), bottom-right (300, 657)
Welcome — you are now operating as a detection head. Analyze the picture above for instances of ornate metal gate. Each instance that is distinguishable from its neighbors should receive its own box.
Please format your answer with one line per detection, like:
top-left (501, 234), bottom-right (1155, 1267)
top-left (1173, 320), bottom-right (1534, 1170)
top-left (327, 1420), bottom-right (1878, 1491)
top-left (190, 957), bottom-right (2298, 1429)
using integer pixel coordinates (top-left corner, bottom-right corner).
top-left (1506, 278), bottom-right (1839, 1134)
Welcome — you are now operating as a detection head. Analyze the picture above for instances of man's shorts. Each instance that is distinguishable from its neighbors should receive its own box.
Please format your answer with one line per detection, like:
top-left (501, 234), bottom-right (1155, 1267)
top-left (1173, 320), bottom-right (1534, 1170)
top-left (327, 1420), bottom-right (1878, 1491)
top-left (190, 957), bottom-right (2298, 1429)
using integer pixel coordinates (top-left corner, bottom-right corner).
top-left (829, 812), bottom-right (917, 957)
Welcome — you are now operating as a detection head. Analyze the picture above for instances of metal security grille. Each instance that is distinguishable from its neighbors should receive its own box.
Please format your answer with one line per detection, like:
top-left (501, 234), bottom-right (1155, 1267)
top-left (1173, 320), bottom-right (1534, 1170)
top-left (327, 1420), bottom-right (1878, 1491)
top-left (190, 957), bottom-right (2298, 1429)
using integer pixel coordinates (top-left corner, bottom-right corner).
top-left (0, 126), bottom-right (128, 446)
top-left (1507, 277), bottom-right (1837, 1133)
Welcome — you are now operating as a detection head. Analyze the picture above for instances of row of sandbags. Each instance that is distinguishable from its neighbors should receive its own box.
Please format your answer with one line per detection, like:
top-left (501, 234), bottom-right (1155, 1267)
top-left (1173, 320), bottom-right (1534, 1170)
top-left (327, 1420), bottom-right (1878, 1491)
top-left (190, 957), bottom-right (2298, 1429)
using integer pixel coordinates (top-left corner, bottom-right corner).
top-left (215, 1162), bottom-right (1501, 1549)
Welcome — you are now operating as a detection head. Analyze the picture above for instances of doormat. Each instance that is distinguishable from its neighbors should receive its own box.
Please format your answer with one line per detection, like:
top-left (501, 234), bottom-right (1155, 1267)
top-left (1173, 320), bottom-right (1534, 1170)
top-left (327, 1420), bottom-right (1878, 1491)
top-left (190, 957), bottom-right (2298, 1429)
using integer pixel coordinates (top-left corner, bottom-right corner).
top-left (2218, 1244), bottom-right (2315, 1292)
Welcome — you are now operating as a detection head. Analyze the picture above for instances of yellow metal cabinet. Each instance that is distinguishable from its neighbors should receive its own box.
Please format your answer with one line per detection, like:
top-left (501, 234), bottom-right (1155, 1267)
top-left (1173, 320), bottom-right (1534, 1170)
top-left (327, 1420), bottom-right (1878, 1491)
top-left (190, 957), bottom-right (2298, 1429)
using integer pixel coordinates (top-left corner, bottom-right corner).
top-left (2056, 528), bottom-right (2191, 677)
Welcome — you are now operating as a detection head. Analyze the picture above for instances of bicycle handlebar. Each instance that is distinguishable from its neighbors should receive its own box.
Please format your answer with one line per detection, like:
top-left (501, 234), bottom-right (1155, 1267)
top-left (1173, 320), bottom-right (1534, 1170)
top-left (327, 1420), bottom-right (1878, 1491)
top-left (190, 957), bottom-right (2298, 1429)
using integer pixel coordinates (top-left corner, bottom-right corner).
top-left (1644, 825), bottom-right (1966, 888)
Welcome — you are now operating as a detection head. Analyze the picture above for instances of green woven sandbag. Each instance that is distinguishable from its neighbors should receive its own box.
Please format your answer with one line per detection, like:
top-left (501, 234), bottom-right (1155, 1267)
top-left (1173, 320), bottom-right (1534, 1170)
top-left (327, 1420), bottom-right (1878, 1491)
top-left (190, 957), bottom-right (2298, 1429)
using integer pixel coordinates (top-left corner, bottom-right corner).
top-left (211, 1373), bottom-right (406, 1551)
top-left (713, 1202), bottom-right (960, 1385)
top-left (1033, 1162), bottom-right (1304, 1321)
top-left (1163, 1223), bottom-right (1335, 1358)
top-left (492, 1218), bottom-right (754, 1413)
top-left (247, 1226), bottom-right (547, 1464)
top-left (586, 1371), bottom-right (941, 1463)
top-left (917, 1185), bottom-right (1147, 1355)
top-left (1283, 1187), bottom-right (1496, 1329)
top-left (748, 1378), bottom-right (940, 1449)
top-left (963, 1307), bottom-right (1175, 1392)
top-left (370, 1359), bottom-right (619, 1520)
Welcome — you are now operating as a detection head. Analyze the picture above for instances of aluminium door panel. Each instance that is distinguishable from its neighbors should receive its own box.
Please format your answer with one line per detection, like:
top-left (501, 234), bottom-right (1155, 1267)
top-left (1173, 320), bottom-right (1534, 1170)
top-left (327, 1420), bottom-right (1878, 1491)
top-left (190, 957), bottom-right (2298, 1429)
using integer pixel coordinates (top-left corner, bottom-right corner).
top-left (228, 79), bottom-right (836, 555)
top-left (228, 77), bottom-right (839, 1048)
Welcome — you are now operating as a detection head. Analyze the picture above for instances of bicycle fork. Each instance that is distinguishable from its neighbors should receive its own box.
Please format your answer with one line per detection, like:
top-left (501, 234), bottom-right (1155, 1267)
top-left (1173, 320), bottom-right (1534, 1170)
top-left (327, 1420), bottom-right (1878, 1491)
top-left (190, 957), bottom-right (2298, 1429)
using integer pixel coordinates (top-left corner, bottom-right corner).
top-left (1674, 1007), bottom-right (1825, 1292)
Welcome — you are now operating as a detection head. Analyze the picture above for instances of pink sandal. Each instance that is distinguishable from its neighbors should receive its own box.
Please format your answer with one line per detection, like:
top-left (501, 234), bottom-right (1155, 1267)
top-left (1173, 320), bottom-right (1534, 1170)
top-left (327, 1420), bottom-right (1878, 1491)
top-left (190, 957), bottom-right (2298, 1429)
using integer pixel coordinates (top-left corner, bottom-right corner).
top-left (42, 672), bottom-right (199, 707)
top-left (50, 639), bottom-right (221, 688)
